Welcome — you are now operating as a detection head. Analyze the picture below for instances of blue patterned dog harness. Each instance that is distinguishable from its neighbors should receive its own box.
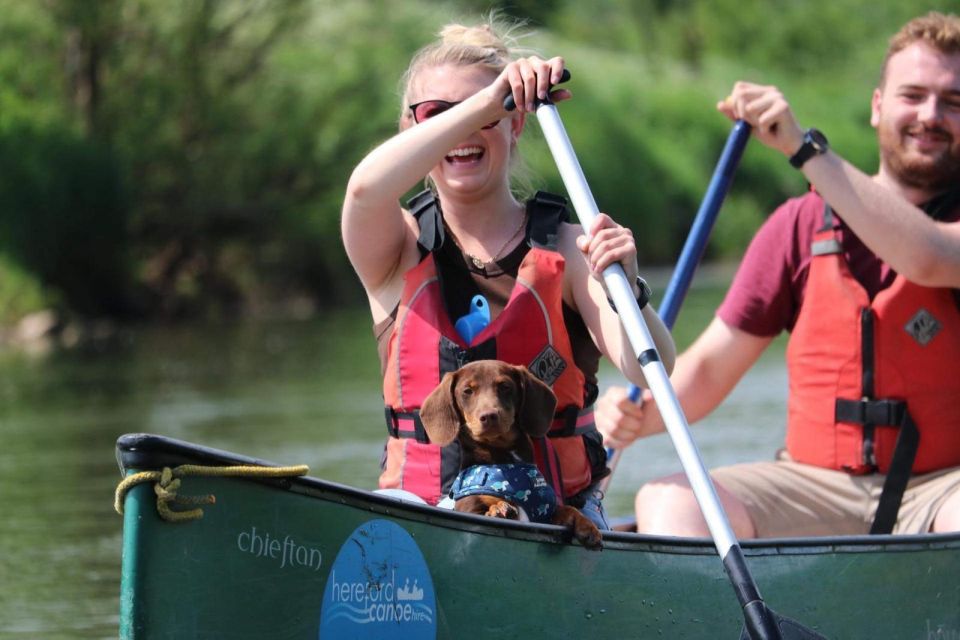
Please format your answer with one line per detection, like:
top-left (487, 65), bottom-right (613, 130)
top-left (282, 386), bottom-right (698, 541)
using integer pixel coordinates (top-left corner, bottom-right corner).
top-left (450, 463), bottom-right (558, 523)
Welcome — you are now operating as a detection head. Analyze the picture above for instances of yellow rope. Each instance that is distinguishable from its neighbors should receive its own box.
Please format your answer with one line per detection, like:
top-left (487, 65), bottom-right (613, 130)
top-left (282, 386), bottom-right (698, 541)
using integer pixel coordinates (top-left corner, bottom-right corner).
top-left (114, 463), bottom-right (309, 523)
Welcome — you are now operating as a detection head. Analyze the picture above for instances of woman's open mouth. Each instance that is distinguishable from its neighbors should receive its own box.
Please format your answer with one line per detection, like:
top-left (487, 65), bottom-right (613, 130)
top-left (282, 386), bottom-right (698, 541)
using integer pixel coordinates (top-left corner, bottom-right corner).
top-left (445, 146), bottom-right (485, 164)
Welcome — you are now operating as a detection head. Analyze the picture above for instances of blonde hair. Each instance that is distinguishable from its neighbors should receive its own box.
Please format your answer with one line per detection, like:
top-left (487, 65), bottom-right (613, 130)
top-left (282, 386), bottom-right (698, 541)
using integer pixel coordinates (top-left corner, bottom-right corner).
top-left (400, 16), bottom-right (526, 117)
top-left (399, 15), bottom-right (538, 198)
top-left (881, 12), bottom-right (960, 85)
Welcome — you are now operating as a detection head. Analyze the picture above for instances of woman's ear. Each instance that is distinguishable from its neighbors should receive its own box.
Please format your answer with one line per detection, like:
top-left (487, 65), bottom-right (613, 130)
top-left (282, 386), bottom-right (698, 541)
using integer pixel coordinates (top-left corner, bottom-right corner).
top-left (419, 371), bottom-right (463, 446)
top-left (513, 365), bottom-right (557, 437)
top-left (510, 112), bottom-right (526, 145)
top-left (399, 111), bottom-right (414, 132)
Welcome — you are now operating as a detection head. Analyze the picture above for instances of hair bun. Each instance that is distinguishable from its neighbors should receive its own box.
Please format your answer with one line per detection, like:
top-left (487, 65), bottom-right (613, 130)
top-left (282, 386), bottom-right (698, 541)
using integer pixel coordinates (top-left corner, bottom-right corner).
top-left (438, 23), bottom-right (510, 57)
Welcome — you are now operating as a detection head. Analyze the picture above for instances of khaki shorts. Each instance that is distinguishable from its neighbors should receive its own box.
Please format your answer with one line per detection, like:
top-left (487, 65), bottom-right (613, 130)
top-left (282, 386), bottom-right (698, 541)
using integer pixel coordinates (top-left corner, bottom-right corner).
top-left (711, 453), bottom-right (960, 537)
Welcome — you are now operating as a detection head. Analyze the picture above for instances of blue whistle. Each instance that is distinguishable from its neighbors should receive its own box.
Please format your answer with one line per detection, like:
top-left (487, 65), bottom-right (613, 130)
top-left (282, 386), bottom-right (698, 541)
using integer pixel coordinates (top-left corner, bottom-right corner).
top-left (455, 295), bottom-right (491, 344)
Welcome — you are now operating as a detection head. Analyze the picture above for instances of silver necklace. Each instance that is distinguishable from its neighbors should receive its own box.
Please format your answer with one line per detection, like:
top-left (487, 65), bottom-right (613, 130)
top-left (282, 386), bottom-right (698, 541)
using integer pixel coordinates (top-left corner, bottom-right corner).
top-left (449, 213), bottom-right (527, 269)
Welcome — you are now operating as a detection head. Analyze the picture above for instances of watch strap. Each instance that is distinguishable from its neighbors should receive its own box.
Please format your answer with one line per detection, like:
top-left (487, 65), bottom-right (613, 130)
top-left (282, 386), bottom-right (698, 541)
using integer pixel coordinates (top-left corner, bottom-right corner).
top-left (607, 276), bottom-right (651, 311)
top-left (789, 128), bottom-right (828, 169)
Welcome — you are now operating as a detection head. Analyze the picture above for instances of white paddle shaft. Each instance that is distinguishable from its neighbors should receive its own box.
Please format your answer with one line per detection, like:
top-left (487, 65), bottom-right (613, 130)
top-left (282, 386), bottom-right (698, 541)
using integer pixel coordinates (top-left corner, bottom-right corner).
top-left (536, 103), bottom-right (737, 558)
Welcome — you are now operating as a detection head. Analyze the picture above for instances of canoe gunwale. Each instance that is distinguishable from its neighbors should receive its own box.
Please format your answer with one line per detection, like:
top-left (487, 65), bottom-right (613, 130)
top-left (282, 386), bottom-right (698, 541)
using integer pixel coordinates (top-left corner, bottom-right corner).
top-left (116, 432), bottom-right (960, 558)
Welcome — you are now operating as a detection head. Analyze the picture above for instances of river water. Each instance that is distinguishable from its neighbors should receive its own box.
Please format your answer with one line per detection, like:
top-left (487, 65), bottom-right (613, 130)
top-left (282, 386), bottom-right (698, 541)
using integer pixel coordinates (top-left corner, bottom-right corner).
top-left (0, 282), bottom-right (788, 638)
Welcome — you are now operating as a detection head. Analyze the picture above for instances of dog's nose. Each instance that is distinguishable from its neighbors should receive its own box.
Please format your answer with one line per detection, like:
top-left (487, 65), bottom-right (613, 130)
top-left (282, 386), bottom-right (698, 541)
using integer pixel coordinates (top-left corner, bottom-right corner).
top-left (478, 411), bottom-right (500, 428)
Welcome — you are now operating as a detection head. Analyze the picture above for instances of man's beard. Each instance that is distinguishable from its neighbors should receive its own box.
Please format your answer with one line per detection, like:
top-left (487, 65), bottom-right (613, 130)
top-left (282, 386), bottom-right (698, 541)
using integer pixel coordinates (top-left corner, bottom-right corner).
top-left (878, 121), bottom-right (960, 191)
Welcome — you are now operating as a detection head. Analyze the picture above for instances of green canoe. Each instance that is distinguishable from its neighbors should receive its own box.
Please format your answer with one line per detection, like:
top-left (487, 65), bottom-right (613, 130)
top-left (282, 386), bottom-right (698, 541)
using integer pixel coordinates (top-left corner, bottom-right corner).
top-left (115, 433), bottom-right (960, 639)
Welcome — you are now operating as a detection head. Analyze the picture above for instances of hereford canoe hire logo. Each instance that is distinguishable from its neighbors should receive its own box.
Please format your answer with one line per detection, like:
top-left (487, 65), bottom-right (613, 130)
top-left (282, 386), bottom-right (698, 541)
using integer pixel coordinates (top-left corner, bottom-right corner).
top-left (319, 519), bottom-right (436, 639)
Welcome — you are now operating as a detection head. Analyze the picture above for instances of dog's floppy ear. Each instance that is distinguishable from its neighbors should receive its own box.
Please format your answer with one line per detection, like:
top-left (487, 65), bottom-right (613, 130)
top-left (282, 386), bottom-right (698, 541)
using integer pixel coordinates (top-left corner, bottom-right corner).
top-left (419, 370), bottom-right (462, 446)
top-left (513, 365), bottom-right (557, 437)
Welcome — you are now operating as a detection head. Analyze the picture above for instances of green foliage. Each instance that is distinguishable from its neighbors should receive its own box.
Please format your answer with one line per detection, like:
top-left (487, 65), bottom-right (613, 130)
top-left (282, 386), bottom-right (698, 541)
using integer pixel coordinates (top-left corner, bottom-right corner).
top-left (0, 122), bottom-right (129, 316)
top-left (0, 0), bottom-right (946, 323)
top-left (0, 1), bottom-right (67, 130)
top-left (0, 255), bottom-right (53, 324)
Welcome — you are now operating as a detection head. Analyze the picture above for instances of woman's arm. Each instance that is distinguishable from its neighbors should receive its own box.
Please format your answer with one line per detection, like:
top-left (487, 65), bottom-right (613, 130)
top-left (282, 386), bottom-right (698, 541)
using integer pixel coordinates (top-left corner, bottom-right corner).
top-left (341, 56), bottom-right (570, 313)
top-left (561, 218), bottom-right (676, 388)
top-left (341, 90), bottom-right (506, 299)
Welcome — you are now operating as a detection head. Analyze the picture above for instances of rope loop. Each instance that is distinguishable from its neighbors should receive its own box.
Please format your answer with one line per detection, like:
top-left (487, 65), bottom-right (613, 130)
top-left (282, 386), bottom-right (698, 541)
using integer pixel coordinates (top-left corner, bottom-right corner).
top-left (115, 463), bottom-right (309, 523)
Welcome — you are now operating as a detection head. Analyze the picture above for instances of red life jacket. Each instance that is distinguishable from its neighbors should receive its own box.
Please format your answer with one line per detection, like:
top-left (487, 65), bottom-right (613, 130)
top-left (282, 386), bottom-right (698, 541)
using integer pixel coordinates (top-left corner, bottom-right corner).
top-left (786, 200), bottom-right (960, 476)
top-left (380, 191), bottom-right (602, 505)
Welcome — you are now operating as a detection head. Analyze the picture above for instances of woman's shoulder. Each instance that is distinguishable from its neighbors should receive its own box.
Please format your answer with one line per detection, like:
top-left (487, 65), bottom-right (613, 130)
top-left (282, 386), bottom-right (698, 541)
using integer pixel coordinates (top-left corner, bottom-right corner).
top-left (555, 221), bottom-right (585, 254)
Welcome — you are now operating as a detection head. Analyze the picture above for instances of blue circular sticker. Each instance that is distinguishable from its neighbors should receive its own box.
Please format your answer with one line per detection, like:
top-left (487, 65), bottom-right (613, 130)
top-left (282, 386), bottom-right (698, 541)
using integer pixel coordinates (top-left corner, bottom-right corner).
top-left (319, 519), bottom-right (436, 639)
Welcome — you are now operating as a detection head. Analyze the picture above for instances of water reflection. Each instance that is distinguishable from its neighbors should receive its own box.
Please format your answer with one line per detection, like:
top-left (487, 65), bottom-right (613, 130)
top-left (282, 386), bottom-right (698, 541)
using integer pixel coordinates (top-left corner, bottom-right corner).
top-left (0, 305), bottom-right (787, 637)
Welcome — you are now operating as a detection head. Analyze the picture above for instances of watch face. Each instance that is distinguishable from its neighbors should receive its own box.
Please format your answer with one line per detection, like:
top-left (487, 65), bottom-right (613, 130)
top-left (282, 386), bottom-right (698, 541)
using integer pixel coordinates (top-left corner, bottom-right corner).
top-left (808, 128), bottom-right (828, 151)
top-left (790, 128), bottom-right (829, 168)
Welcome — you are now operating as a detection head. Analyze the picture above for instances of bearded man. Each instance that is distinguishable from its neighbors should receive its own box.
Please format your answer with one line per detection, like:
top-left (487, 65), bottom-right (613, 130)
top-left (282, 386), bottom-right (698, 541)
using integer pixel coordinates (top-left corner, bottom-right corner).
top-left (597, 11), bottom-right (960, 537)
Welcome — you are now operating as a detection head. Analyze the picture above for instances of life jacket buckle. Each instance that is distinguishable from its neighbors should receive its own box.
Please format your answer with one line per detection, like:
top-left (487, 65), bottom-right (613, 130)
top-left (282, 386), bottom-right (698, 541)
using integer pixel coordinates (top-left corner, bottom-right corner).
top-left (835, 397), bottom-right (906, 428)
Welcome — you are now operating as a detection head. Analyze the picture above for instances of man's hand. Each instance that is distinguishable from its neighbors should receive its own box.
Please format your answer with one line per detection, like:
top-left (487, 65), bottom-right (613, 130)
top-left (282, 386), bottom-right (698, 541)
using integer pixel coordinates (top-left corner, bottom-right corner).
top-left (718, 81), bottom-right (806, 158)
top-left (595, 385), bottom-right (662, 449)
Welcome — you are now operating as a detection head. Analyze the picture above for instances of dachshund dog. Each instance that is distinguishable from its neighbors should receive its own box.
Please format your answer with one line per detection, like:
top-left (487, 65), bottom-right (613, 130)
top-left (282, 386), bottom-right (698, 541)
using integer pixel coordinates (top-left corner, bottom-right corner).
top-left (419, 360), bottom-right (602, 550)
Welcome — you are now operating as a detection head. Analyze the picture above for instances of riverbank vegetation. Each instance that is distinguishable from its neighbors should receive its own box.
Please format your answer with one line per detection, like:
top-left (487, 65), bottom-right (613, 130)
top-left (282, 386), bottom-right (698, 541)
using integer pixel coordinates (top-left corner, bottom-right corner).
top-left (0, 0), bottom-right (932, 330)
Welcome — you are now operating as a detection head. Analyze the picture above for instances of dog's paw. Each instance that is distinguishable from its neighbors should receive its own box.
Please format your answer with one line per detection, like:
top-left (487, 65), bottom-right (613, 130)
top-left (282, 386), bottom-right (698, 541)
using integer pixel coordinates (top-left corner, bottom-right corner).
top-left (572, 517), bottom-right (602, 550)
top-left (486, 500), bottom-right (521, 520)
top-left (554, 505), bottom-right (603, 550)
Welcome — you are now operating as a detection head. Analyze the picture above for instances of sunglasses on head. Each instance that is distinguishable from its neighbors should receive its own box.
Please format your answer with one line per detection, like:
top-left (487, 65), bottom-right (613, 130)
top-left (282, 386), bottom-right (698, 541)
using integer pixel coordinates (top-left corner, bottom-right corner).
top-left (408, 99), bottom-right (501, 130)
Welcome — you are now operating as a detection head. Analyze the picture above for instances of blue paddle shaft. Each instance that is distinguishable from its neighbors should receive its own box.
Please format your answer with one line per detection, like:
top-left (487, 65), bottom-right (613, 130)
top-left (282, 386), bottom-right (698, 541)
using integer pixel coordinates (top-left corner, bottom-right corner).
top-left (659, 120), bottom-right (751, 328)
top-left (605, 122), bottom-right (751, 481)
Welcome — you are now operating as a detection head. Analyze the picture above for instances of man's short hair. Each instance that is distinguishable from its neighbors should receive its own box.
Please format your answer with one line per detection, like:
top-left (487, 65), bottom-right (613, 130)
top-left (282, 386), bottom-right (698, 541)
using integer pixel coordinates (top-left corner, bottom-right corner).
top-left (881, 12), bottom-right (960, 85)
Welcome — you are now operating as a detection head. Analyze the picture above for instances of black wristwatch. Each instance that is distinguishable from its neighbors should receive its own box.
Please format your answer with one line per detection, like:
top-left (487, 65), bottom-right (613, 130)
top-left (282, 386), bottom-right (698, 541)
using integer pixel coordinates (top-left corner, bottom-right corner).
top-left (789, 128), bottom-right (829, 169)
top-left (634, 276), bottom-right (651, 310)
top-left (608, 276), bottom-right (651, 311)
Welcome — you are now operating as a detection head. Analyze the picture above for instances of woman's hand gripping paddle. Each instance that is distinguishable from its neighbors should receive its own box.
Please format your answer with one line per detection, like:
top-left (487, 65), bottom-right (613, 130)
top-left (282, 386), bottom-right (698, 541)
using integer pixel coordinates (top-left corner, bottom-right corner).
top-left (602, 121), bottom-right (752, 490)
top-left (506, 74), bottom-right (827, 640)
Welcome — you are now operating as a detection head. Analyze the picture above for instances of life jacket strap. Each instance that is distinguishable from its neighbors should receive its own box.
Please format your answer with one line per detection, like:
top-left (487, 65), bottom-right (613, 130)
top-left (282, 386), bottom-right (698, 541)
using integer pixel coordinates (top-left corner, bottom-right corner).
top-left (871, 413), bottom-right (919, 535)
top-left (385, 408), bottom-right (430, 443)
top-left (834, 398), bottom-right (906, 430)
top-left (528, 191), bottom-right (569, 251)
top-left (834, 397), bottom-right (919, 534)
top-left (386, 406), bottom-right (597, 441)
top-left (549, 406), bottom-right (596, 437)
top-left (811, 238), bottom-right (842, 256)
top-left (408, 189), bottom-right (445, 257)
top-left (531, 435), bottom-right (566, 501)
top-left (408, 188), bottom-right (570, 255)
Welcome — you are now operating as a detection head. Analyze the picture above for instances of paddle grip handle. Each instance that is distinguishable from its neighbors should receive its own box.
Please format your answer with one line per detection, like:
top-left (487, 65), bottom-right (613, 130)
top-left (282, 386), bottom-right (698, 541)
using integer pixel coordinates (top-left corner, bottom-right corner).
top-left (503, 69), bottom-right (571, 111)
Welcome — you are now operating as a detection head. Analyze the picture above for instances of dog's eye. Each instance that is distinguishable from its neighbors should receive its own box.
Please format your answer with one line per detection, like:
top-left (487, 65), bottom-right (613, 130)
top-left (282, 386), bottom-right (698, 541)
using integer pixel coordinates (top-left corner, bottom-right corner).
top-left (461, 387), bottom-right (474, 396)
top-left (497, 382), bottom-right (514, 394)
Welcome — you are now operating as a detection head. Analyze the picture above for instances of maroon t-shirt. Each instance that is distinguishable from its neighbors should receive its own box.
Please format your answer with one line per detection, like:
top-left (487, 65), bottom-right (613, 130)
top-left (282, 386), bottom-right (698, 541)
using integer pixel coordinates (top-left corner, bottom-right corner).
top-left (717, 189), bottom-right (959, 337)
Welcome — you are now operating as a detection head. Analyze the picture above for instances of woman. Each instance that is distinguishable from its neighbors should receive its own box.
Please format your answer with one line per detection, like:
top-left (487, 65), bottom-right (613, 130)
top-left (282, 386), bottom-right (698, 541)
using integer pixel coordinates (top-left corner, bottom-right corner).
top-left (341, 17), bottom-right (674, 528)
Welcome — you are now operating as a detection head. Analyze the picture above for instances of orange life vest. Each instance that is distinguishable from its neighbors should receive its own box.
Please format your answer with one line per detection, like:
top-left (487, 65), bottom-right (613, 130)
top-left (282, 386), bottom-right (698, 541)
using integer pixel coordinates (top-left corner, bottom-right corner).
top-left (786, 203), bottom-right (960, 476)
top-left (380, 191), bottom-right (601, 505)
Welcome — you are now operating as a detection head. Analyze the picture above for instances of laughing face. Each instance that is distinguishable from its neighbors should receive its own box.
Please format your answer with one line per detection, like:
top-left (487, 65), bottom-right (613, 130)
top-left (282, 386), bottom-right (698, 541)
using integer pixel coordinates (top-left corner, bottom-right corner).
top-left (872, 42), bottom-right (960, 193)
top-left (405, 64), bottom-right (523, 198)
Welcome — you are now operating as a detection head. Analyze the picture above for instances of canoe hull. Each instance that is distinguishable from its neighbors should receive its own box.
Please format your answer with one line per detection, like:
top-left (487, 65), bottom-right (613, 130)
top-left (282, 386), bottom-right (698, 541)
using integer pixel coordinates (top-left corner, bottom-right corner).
top-left (117, 434), bottom-right (960, 639)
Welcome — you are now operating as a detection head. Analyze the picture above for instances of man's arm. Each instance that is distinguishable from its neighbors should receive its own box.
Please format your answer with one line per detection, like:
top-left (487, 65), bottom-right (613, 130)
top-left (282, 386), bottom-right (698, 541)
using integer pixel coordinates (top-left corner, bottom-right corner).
top-left (720, 81), bottom-right (960, 288)
top-left (800, 152), bottom-right (960, 287)
top-left (596, 317), bottom-right (773, 448)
